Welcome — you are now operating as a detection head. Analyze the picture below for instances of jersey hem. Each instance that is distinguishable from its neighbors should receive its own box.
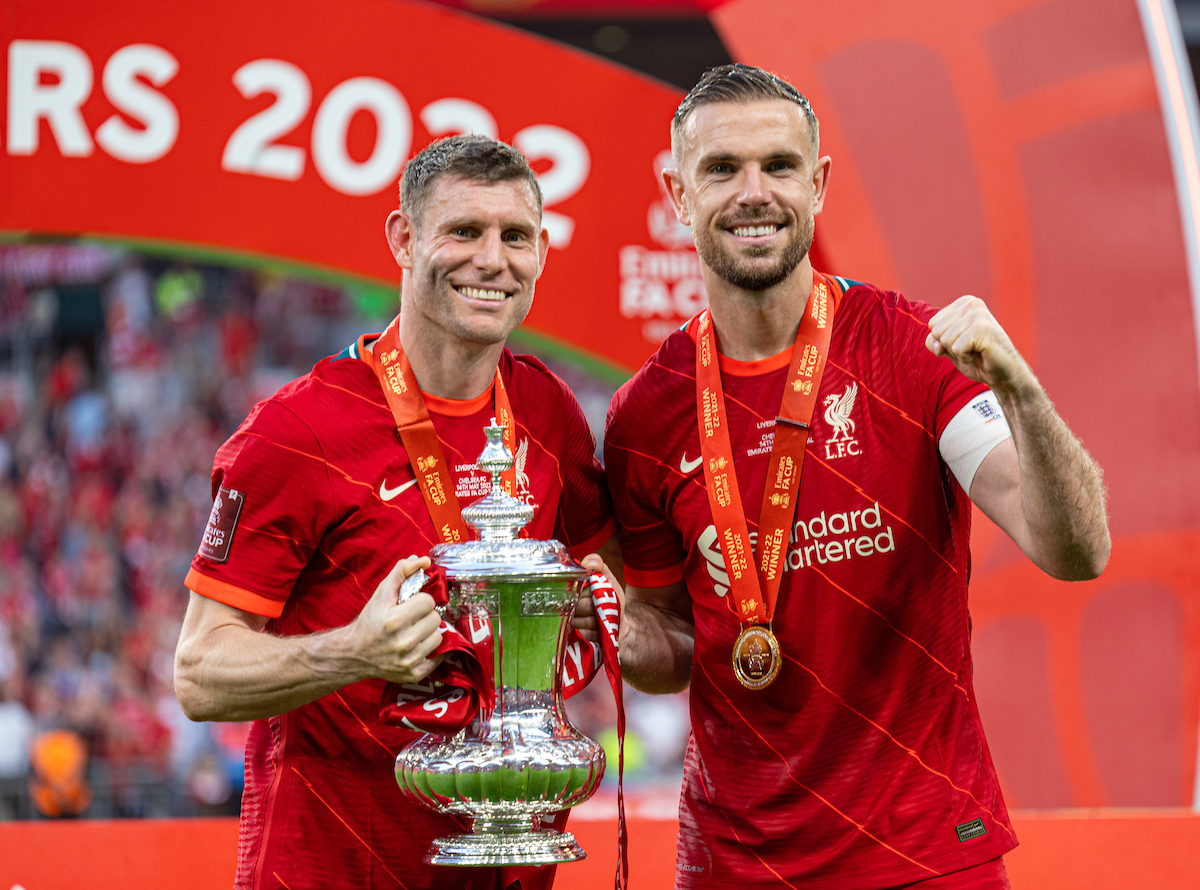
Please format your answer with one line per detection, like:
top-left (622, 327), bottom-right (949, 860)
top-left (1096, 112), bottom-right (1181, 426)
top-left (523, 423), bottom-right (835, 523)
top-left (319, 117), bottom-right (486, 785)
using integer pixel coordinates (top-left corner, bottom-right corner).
top-left (566, 519), bottom-right (617, 560)
top-left (675, 835), bottom-right (1016, 890)
top-left (625, 563), bottom-right (685, 587)
top-left (185, 567), bottom-right (285, 618)
top-left (936, 381), bottom-right (990, 443)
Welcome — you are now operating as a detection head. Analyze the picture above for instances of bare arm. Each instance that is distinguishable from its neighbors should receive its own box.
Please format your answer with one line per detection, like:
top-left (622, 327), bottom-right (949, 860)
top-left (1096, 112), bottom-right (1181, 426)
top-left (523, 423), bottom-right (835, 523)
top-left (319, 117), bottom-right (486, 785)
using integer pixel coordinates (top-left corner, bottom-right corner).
top-left (619, 581), bottom-right (695, 694)
top-left (569, 539), bottom-right (692, 692)
top-left (174, 556), bottom-right (444, 722)
top-left (928, 296), bottom-right (1110, 580)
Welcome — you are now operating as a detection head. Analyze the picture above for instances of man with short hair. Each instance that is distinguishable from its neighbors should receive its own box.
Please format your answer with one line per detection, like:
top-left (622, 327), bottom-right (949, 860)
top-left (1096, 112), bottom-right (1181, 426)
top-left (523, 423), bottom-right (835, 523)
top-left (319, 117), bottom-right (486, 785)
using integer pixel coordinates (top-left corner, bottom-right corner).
top-left (605, 64), bottom-right (1110, 889)
top-left (175, 134), bottom-right (616, 890)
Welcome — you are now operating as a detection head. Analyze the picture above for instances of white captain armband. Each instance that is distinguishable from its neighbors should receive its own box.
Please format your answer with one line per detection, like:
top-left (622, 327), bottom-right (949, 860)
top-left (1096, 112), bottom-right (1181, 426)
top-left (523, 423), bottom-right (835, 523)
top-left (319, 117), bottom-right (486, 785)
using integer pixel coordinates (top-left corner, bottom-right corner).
top-left (938, 391), bottom-right (1012, 494)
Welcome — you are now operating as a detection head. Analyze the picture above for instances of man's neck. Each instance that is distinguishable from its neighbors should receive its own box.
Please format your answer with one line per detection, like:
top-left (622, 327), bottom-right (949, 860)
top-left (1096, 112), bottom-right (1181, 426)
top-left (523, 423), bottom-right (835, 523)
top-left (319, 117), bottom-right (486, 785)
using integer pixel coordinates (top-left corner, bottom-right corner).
top-left (395, 313), bottom-right (504, 401)
top-left (704, 260), bottom-right (815, 361)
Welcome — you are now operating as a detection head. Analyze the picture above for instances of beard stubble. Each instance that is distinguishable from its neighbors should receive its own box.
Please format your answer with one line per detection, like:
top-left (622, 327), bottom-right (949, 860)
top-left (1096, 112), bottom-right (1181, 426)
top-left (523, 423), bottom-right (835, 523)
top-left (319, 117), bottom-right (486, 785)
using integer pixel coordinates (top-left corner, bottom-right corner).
top-left (693, 210), bottom-right (814, 292)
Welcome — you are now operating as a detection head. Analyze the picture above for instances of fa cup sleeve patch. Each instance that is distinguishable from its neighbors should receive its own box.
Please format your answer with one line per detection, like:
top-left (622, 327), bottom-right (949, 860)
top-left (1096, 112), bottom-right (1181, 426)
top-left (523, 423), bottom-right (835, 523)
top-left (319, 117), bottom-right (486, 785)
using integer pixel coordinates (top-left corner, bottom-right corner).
top-left (200, 487), bottom-right (246, 563)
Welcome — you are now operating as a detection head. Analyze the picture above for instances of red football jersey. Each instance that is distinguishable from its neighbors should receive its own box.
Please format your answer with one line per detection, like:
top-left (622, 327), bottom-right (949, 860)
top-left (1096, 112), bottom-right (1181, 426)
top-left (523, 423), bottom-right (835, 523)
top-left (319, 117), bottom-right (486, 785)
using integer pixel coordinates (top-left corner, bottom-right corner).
top-left (186, 335), bottom-right (614, 890)
top-left (605, 280), bottom-right (1016, 889)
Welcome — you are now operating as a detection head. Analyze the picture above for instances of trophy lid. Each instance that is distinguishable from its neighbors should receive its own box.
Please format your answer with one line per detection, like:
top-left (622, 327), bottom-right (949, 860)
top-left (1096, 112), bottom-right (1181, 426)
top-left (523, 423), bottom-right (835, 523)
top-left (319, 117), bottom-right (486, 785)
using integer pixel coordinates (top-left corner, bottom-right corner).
top-left (459, 419), bottom-right (535, 542)
top-left (430, 418), bottom-right (587, 583)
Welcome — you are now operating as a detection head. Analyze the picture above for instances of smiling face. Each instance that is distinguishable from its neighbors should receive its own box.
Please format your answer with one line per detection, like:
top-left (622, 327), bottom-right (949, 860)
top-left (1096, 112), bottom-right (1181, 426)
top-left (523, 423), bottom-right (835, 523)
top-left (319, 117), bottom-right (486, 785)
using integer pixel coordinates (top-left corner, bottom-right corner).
top-left (388, 174), bottom-right (548, 349)
top-left (667, 99), bottom-right (829, 294)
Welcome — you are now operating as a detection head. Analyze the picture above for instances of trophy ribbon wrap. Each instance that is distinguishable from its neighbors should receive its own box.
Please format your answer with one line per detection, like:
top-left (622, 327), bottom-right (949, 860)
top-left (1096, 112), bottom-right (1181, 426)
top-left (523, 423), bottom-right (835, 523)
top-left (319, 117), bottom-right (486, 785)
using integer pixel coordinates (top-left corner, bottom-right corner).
top-left (381, 569), bottom-right (628, 890)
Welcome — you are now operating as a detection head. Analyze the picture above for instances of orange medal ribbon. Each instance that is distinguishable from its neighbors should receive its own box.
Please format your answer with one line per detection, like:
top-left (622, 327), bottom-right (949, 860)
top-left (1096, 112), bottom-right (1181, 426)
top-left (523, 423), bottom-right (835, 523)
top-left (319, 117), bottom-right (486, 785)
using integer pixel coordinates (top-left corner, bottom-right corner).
top-left (371, 316), bottom-right (517, 544)
top-left (694, 275), bottom-right (841, 685)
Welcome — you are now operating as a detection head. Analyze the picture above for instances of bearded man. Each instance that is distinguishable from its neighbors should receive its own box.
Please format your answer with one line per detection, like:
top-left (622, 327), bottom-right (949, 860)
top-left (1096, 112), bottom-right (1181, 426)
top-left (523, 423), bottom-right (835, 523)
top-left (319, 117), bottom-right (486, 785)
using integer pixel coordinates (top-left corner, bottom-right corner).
top-left (604, 64), bottom-right (1109, 890)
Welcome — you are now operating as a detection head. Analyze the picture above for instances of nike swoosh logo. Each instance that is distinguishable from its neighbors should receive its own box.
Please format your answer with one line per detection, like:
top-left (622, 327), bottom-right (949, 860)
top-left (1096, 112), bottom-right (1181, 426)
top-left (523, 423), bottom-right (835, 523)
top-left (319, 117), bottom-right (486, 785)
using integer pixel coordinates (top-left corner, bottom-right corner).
top-left (679, 454), bottom-right (703, 474)
top-left (379, 478), bottom-right (418, 501)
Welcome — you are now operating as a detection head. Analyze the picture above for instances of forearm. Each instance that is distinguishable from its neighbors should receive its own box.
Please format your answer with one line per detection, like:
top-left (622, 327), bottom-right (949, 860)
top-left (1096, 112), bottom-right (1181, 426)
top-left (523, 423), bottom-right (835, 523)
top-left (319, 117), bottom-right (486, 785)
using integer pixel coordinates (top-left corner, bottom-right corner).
top-left (174, 621), bottom-right (367, 722)
top-left (994, 377), bottom-right (1110, 580)
top-left (620, 600), bottom-right (694, 694)
top-left (928, 295), bottom-right (1110, 580)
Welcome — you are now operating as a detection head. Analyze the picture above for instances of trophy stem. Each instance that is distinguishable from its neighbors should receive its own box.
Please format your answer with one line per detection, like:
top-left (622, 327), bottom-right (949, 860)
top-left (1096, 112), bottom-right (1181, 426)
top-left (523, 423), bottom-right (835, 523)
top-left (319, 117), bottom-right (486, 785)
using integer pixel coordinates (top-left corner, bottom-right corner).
top-left (396, 419), bottom-right (604, 868)
top-left (429, 814), bottom-right (587, 866)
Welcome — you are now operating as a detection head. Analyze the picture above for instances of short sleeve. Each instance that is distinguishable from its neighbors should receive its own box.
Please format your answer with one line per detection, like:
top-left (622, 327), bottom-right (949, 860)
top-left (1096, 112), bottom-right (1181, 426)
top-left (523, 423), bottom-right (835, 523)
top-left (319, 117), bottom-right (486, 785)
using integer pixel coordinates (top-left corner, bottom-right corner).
top-left (898, 297), bottom-right (990, 440)
top-left (185, 399), bottom-right (338, 617)
top-left (547, 377), bottom-right (615, 557)
top-left (939, 391), bottom-right (1012, 493)
top-left (604, 383), bottom-right (687, 588)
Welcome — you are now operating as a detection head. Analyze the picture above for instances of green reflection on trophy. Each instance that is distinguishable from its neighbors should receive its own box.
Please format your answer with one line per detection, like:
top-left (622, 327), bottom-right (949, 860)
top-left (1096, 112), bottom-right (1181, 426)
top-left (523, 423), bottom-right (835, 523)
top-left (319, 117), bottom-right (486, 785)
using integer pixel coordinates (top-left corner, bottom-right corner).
top-left (394, 419), bottom-right (605, 866)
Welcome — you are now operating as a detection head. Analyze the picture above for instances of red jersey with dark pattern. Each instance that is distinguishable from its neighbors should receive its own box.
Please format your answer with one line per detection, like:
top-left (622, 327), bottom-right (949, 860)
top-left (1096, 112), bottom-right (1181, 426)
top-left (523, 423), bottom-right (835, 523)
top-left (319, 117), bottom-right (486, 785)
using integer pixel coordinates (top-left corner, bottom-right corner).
top-left (604, 279), bottom-right (1016, 889)
top-left (186, 336), bottom-right (614, 890)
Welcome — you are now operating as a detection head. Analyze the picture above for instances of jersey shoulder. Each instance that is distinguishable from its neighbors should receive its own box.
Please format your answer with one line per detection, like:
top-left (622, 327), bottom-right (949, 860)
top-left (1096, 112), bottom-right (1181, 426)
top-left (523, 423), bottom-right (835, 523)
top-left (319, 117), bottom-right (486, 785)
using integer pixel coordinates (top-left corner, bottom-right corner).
top-left (503, 348), bottom-right (565, 397)
top-left (228, 340), bottom-right (384, 453)
top-left (276, 339), bottom-right (384, 415)
top-left (502, 349), bottom-right (602, 446)
top-left (836, 277), bottom-right (939, 331)
top-left (832, 275), bottom-right (987, 429)
top-left (828, 277), bottom-right (949, 371)
top-left (607, 326), bottom-right (695, 438)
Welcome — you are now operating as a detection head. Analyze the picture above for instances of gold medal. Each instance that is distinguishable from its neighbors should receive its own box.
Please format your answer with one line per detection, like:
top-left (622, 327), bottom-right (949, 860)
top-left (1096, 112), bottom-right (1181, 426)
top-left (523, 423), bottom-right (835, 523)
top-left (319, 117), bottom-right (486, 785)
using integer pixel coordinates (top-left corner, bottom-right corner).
top-left (731, 625), bottom-right (781, 690)
top-left (693, 283), bottom-right (842, 694)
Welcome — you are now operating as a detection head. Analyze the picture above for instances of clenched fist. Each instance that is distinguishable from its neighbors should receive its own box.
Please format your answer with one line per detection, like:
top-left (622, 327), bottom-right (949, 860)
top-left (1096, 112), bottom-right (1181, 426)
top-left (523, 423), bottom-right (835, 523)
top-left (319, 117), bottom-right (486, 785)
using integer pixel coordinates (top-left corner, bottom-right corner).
top-left (926, 295), bottom-right (1036, 395)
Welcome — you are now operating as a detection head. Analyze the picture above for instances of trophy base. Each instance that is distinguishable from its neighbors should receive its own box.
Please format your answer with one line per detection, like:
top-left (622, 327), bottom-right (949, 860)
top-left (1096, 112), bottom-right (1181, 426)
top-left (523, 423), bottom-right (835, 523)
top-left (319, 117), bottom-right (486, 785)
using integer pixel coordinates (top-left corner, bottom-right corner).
top-left (428, 818), bottom-right (586, 866)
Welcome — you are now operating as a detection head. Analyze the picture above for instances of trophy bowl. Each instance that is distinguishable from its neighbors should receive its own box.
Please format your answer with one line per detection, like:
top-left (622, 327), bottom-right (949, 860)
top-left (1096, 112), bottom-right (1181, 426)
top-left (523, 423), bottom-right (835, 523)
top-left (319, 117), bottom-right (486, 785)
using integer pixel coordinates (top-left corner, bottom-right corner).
top-left (393, 420), bottom-right (606, 866)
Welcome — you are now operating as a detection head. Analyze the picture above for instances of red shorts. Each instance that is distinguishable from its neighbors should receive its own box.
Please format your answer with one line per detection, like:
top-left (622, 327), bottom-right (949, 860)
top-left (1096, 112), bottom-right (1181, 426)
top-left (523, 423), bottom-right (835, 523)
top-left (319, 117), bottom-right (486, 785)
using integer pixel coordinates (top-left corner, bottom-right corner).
top-left (891, 857), bottom-right (1010, 890)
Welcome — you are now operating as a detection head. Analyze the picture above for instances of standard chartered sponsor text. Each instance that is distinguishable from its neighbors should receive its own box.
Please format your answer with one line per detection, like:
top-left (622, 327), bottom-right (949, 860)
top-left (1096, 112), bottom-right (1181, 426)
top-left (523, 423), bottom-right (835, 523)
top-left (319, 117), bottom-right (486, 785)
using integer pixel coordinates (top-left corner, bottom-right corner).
top-left (756, 501), bottom-right (895, 569)
top-left (699, 502), bottom-right (895, 595)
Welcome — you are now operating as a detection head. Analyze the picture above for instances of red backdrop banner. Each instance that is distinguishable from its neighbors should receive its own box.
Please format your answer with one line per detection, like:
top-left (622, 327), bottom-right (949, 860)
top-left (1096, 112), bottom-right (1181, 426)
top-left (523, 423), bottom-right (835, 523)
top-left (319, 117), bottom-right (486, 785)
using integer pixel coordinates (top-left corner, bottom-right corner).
top-left (713, 0), bottom-right (1200, 809)
top-left (5, 0), bottom-right (1200, 814)
top-left (0, 0), bottom-right (699, 374)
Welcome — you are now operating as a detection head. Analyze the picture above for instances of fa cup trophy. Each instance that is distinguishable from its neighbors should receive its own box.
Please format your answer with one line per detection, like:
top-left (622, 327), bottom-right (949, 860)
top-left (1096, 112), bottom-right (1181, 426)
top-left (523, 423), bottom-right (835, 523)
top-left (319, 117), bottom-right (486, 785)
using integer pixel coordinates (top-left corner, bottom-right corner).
top-left (393, 420), bottom-right (606, 865)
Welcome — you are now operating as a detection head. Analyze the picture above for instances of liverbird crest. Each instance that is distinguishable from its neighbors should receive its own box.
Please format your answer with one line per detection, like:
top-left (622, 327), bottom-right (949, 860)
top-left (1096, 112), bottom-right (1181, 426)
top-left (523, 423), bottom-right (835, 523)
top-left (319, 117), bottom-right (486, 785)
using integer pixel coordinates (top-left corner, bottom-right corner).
top-left (823, 383), bottom-right (858, 442)
top-left (513, 437), bottom-right (531, 498)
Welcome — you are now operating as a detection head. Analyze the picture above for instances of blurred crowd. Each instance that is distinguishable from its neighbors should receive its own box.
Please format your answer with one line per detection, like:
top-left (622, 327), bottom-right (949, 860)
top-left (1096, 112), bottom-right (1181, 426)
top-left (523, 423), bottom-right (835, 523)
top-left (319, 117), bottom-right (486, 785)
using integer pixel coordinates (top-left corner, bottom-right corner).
top-left (0, 241), bottom-right (688, 820)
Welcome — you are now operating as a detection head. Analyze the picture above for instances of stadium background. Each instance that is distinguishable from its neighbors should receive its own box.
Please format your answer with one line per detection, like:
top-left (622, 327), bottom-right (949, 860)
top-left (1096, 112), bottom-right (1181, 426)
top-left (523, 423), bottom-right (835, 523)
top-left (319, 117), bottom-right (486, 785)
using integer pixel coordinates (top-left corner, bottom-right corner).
top-left (2, 0), bottom-right (1200, 886)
